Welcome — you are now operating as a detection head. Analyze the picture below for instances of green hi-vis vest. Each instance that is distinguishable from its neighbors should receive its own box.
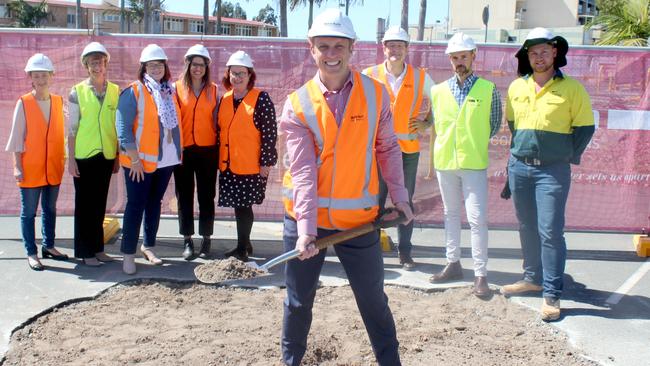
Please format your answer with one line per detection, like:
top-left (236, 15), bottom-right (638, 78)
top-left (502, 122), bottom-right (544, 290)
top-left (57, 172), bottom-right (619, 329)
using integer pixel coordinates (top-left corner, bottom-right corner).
top-left (74, 81), bottom-right (119, 159)
top-left (431, 78), bottom-right (494, 170)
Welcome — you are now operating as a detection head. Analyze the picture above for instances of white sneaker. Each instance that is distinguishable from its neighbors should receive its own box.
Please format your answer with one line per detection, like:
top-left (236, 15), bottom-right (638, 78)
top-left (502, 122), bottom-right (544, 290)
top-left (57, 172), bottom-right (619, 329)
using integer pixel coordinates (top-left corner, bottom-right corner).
top-left (122, 254), bottom-right (136, 275)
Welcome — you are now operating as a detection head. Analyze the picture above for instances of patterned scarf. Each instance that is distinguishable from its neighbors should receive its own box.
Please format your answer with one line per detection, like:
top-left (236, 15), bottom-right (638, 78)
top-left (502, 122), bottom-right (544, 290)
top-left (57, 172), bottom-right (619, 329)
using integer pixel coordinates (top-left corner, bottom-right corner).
top-left (143, 73), bottom-right (178, 130)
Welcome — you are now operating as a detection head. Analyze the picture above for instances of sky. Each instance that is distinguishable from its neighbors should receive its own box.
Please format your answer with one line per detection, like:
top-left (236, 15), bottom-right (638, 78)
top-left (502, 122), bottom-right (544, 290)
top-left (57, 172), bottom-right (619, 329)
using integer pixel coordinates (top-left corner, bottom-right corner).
top-left (85, 0), bottom-right (449, 41)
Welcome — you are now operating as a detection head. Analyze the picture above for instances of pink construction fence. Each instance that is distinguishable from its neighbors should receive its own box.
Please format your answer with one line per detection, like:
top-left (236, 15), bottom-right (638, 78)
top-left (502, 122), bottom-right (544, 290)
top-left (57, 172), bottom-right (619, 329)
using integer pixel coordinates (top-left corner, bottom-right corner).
top-left (0, 32), bottom-right (648, 232)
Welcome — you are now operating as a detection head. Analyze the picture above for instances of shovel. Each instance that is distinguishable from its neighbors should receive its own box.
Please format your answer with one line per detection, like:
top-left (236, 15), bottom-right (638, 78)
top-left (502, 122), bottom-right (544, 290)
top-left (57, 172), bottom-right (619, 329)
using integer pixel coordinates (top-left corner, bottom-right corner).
top-left (249, 208), bottom-right (408, 272)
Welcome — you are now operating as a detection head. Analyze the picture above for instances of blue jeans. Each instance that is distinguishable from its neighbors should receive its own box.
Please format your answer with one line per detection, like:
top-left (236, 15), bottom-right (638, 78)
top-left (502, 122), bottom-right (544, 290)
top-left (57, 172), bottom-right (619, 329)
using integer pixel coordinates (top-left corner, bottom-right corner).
top-left (281, 217), bottom-right (400, 366)
top-left (121, 166), bottom-right (174, 255)
top-left (20, 185), bottom-right (60, 256)
top-left (508, 156), bottom-right (571, 300)
top-left (378, 151), bottom-right (419, 255)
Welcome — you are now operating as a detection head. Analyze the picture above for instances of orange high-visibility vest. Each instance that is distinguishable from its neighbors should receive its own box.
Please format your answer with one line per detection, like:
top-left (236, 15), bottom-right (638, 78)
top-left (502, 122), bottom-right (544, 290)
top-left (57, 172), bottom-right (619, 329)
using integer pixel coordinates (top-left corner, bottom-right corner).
top-left (19, 93), bottom-right (65, 188)
top-left (174, 80), bottom-right (217, 147)
top-left (118, 81), bottom-right (183, 173)
top-left (218, 88), bottom-right (262, 175)
top-left (283, 72), bottom-right (382, 230)
top-left (363, 63), bottom-right (425, 153)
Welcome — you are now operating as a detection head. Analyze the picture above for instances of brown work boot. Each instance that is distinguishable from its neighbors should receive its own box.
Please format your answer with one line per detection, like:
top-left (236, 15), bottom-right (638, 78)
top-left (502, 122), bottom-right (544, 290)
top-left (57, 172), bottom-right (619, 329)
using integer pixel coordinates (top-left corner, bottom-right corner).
top-left (429, 261), bottom-right (463, 283)
top-left (399, 253), bottom-right (416, 271)
top-left (500, 280), bottom-right (543, 296)
top-left (473, 276), bottom-right (491, 298)
top-left (541, 297), bottom-right (561, 321)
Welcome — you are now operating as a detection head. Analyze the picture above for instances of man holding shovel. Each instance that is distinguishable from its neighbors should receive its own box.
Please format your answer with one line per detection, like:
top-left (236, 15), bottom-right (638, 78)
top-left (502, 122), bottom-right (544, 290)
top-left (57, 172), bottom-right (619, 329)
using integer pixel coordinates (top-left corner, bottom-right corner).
top-left (279, 8), bottom-right (414, 366)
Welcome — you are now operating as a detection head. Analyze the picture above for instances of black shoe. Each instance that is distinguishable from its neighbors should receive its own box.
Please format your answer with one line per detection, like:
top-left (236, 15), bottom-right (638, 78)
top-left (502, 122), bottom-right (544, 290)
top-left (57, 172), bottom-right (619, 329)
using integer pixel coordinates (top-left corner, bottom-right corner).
top-left (246, 241), bottom-right (253, 256)
top-left (182, 238), bottom-right (195, 261)
top-left (225, 246), bottom-right (248, 262)
top-left (399, 253), bottom-right (416, 271)
top-left (198, 238), bottom-right (211, 259)
top-left (27, 257), bottom-right (44, 271)
top-left (41, 247), bottom-right (69, 261)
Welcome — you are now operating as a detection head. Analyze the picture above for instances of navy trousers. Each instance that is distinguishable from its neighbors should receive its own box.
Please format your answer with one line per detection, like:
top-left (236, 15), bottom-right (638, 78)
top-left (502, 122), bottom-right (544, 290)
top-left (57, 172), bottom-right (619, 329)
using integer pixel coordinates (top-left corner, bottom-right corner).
top-left (281, 217), bottom-right (401, 366)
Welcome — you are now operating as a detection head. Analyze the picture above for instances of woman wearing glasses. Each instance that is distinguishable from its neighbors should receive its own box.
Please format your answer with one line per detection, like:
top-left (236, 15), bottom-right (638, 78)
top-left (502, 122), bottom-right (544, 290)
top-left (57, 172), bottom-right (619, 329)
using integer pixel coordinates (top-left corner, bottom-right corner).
top-left (217, 50), bottom-right (277, 262)
top-left (116, 44), bottom-right (182, 274)
top-left (173, 44), bottom-right (219, 261)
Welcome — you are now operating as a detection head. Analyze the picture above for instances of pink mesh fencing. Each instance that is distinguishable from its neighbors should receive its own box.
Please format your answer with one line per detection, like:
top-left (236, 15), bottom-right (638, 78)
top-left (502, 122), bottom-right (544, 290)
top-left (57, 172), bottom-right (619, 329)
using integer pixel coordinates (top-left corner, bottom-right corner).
top-left (0, 33), bottom-right (648, 232)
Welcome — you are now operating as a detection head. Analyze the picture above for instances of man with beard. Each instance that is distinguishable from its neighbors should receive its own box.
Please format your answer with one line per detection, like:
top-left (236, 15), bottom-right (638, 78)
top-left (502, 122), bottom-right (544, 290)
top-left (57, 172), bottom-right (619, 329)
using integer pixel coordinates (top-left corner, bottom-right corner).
top-left (501, 28), bottom-right (594, 321)
top-left (428, 33), bottom-right (502, 298)
top-left (362, 26), bottom-right (434, 270)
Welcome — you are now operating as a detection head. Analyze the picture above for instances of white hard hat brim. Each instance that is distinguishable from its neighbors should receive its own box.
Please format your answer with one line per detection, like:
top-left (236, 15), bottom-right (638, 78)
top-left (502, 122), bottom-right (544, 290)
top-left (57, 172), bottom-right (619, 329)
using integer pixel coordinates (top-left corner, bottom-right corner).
top-left (308, 30), bottom-right (356, 40)
top-left (445, 46), bottom-right (476, 54)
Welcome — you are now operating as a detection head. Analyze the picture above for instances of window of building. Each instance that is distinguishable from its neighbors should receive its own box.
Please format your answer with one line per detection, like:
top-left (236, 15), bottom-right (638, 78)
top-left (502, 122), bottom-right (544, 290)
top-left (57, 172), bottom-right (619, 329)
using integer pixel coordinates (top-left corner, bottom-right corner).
top-left (219, 24), bottom-right (231, 35)
top-left (102, 13), bottom-right (120, 22)
top-left (236, 25), bottom-right (252, 37)
top-left (67, 9), bottom-right (76, 28)
top-left (258, 27), bottom-right (272, 37)
top-left (165, 17), bottom-right (183, 32)
top-left (0, 5), bottom-right (9, 18)
top-left (189, 20), bottom-right (204, 33)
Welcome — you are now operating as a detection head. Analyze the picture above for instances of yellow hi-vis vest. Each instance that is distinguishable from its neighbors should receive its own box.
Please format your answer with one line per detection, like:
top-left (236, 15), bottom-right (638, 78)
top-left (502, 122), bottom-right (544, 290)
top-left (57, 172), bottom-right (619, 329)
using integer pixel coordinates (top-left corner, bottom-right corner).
top-left (74, 81), bottom-right (119, 159)
top-left (282, 71), bottom-right (382, 230)
top-left (363, 63), bottom-right (425, 153)
top-left (431, 78), bottom-right (494, 170)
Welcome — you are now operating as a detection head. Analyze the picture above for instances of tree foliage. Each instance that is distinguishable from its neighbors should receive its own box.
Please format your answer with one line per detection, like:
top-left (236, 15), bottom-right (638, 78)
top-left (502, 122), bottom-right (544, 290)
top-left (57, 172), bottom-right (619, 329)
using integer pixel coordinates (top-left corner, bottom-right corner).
top-left (253, 4), bottom-right (277, 26)
top-left (215, 1), bottom-right (246, 19)
top-left (7, 0), bottom-right (49, 28)
top-left (589, 0), bottom-right (650, 46)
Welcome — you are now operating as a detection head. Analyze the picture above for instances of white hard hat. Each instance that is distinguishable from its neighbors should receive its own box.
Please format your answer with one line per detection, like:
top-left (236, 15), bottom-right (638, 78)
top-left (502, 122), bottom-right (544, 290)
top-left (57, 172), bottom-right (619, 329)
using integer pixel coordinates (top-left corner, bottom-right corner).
top-left (307, 8), bottom-right (356, 40)
top-left (382, 26), bottom-right (409, 43)
top-left (80, 42), bottom-right (110, 66)
top-left (184, 44), bottom-right (211, 63)
top-left (24, 53), bottom-right (54, 73)
top-left (139, 44), bottom-right (168, 63)
top-left (226, 50), bottom-right (254, 68)
top-left (445, 32), bottom-right (477, 54)
top-left (525, 27), bottom-right (555, 42)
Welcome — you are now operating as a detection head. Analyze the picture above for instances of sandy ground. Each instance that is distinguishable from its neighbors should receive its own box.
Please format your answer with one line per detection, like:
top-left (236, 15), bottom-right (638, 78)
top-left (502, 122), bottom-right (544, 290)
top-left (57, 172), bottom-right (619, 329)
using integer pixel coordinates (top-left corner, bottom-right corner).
top-left (2, 277), bottom-right (598, 366)
top-left (194, 258), bottom-right (266, 283)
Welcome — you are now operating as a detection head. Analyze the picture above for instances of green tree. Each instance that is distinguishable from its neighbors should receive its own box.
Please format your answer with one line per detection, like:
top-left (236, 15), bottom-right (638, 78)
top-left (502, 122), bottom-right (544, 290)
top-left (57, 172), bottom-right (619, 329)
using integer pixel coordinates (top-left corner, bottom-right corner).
top-left (588, 0), bottom-right (650, 46)
top-left (7, 0), bottom-right (49, 28)
top-left (253, 4), bottom-right (277, 26)
top-left (215, 1), bottom-right (246, 19)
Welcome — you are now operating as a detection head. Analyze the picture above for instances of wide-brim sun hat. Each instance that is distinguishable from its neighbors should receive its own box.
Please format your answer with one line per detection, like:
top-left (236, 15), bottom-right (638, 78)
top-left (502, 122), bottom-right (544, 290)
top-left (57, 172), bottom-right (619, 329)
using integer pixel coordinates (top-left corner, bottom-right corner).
top-left (515, 27), bottom-right (569, 76)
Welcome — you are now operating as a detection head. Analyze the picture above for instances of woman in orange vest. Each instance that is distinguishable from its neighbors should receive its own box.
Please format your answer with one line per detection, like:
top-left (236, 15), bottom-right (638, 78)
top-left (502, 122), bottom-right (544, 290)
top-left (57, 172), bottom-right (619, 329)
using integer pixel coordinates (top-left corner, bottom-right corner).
top-left (5, 53), bottom-right (68, 271)
top-left (217, 50), bottom-right (277, 262)
top-left (173, 44), bottom-right (218, 261)
top-left (116, 44), bottom-right (183, 275)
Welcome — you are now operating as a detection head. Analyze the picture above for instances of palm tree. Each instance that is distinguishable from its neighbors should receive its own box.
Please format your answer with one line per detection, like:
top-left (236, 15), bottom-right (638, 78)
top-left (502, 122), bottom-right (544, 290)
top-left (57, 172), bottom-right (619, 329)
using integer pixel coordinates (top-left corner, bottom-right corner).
top-left (203, 0), bottom-right (209, 34)
top-left (289, 0), bottom-right (324, 30)
top-left (214, 0), bottom-right (222, 34)
top-left (417, 0), bottom-right (426, 40)
top-left (76, 0), bottom-right (81, 28)
top-left (588, 0), bottom-right (650, 46)
top-left (279, 0), bottom-right (287, 37)
top-left (400, 0), bottom-right (408, 32)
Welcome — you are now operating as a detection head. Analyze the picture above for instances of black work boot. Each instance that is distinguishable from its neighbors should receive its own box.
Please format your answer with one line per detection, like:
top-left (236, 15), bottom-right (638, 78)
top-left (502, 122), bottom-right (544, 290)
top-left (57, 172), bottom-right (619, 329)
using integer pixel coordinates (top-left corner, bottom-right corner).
top-left (225, 244), bottom-right (248, 262)
top-left (182, 238), bottom-right (195, 261)
top-left (198, 237), bottom-right (211, 259)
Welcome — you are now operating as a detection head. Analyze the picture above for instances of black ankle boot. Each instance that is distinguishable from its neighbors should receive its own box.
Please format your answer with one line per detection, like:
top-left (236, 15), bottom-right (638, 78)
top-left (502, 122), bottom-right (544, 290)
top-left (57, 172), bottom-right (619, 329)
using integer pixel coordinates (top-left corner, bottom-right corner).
top-left (199, 238), bottom-right (211, 259)
top-left (246, 241), bottom-right (253, 256)
top-left (182, 238), bottom-right (195, 261)
top-left (225, 245), bottom-right (248, 262)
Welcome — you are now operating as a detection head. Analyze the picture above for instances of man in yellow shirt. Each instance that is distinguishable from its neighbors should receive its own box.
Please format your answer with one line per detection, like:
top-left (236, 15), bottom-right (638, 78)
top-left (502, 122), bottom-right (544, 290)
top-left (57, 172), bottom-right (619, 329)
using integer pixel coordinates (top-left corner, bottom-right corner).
top-left (501, 28), bottom-right (594, 321)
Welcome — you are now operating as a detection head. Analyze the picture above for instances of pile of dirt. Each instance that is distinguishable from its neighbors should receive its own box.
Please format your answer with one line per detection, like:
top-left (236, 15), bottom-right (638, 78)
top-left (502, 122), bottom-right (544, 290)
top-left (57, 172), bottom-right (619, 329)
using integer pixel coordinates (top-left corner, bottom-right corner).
top-left (194, 257), bottom-right (266, 283)
top-left (2, 281), bottom-right (597, 366)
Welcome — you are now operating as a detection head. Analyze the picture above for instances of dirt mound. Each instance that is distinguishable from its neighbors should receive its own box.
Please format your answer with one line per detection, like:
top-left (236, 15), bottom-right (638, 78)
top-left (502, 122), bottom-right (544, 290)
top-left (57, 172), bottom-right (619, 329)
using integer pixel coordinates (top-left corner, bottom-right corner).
top-left (194, 257), bottom-right (266, 283)
top-left (2, 281), bottom-right (597, 366)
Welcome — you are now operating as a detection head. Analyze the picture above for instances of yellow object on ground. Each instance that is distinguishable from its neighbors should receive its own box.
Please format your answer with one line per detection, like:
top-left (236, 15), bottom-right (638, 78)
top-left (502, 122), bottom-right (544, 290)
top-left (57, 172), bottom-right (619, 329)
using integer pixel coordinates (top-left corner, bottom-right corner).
top-left (103, 217), bottom-right (121, 244)
top-left (633, 234), bottom-right (650, 257)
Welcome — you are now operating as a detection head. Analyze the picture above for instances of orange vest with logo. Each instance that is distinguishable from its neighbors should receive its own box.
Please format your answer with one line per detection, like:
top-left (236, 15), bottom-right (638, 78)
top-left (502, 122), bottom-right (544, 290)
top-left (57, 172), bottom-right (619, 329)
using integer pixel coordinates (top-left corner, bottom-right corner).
top-left (19, 93), bottom-right (65, 188)
top-left (283, 72), bottom-right (382, 230)
top-left (174, 80), bottom-right (217, 147)
top-left (218, 88), bottom-right (262, 175)
top-left (364, 63), bottom-right (425, 153)
top-left (118, 81), bottom-right (183, 173)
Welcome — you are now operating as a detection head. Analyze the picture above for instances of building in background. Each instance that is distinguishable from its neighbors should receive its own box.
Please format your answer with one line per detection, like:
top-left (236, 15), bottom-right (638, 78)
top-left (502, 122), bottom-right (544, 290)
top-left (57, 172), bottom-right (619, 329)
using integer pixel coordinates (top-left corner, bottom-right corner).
top-left (0, 0), bottom-right (278, 37)
top-left (407, 0), bottom-right (597, 45)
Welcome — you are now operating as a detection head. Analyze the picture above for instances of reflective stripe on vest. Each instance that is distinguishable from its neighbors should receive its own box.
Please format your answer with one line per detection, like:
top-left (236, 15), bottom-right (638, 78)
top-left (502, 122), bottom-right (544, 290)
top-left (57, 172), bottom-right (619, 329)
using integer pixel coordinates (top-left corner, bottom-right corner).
top-left (74, 81), bottom-right (119, 159)
top-left (283, 71), bottom-right (381, 230)
top-left (19, 93), bottom-right (65, 188)
top-left (217, 88), bottom-right (261, 175)
top-left (363, 63), bottom-right (425, 153)
top-left (431, 78), bottom-right (494, 170)
top-left (175, 80), bottom-right (217, 147)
